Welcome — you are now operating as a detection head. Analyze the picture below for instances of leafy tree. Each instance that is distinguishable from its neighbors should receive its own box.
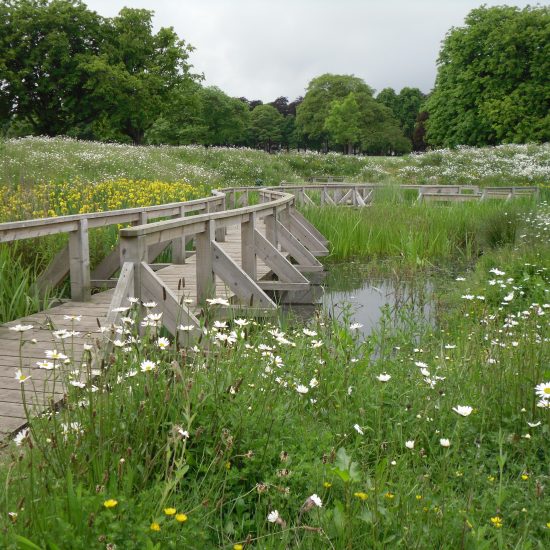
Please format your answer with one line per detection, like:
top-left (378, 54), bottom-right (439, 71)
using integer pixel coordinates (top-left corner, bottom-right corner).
top-left (200, 87), bottom-right (250, 145)
top-left (0, 0), bottom-right (105, 136)
top-left (377, 87), bottom-right (425, 140)
top-left (426, 5), bottom-right (550, 146)
top-left (269, 96), bottom-right (290, 116)
top-left (323, 90), bottom-right (411, 155)
top-left (248, 104), bottom-right (284, 151)
top-left (79, 8), bottom-right (196, 143)
top-left (296, 74), bottom-right (374, 150)
top-left (412, 111), bottom-right (429, 152)
top-left (0, 1), bottom-right (196, 143)
top-left (324, 93), bottom-right (362, 154)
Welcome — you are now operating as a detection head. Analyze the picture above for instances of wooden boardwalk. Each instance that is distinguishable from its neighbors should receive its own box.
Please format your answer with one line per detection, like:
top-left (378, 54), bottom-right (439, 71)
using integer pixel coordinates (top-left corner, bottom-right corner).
top-left (0, 182), bottom-right (538, 440)
top-left (0, 204), bottom-right (327, 439)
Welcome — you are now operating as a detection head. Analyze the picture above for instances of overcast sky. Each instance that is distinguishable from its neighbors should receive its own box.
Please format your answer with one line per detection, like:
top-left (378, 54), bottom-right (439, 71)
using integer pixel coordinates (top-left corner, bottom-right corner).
top-left (85, 0), bottom-right (535, 101)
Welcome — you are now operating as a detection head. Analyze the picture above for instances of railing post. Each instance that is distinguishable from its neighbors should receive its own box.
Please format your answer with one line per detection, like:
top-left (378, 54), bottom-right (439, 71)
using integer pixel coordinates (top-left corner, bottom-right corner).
top-left (241, 211), bottom-right (257, 279)
top-left (172, 206), bottom-right (186, 264)
top-left (265, 207), bottom-right (278, 248)
top-left (196, 220), bottom-right (216, 304)
top-left (215, 196), bottom-right (226, 242)
top-left (69, 218), bottom-right (91, 301)
top-left (120, 233), bottom-right (147, 300)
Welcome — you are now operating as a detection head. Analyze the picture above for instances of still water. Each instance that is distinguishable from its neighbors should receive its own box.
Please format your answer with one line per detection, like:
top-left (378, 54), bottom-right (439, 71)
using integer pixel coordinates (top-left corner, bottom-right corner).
top-left (285, 262), bottom-right (436, 335)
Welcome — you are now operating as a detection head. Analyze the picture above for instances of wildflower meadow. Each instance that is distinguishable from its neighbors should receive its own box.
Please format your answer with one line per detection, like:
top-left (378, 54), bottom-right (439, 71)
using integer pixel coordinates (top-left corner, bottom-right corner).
top-left (0, 140), bottom-right (549, 548)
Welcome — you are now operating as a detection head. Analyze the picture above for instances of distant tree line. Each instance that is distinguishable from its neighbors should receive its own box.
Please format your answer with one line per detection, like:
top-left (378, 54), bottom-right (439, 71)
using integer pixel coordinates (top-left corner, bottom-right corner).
top-left (0, 1), bottom-right (547, 152)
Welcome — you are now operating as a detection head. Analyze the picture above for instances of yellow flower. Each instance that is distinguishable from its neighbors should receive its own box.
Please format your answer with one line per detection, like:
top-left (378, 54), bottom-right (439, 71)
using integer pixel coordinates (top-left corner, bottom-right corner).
top-left (164, 507), bottom-right (177, 516)
top-left (354, 492), bottom-right (368, 500)
top-left (487, 475), bottom-right (495, 482)
top-left (150, 522), bottom-right (161, 532)
top-left (233, 545), bottom-right (244, 550)
top-left (384, 492), bottom-right (395, 499)
top-left (103, 499), bottom-right (118, 508)
top-left (415, 495), bottom-right (423, 500)
top-left (490, 516), bottom-right (503, 528)
top-left (323, 482), bottom-right (332, 488)
top-left (546, 522), bottom-right (550, 529)
top-left (175, 513), bottom-right (188, 523)
top-left (225, 461), bottom-right (231, 470)
top-left (521, 474), bottom-right (529, 480)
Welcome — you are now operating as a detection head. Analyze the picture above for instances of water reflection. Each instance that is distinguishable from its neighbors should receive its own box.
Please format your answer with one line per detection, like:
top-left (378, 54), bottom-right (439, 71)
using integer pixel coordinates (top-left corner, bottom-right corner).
top-left (284, 262), bottom-right (435, 336)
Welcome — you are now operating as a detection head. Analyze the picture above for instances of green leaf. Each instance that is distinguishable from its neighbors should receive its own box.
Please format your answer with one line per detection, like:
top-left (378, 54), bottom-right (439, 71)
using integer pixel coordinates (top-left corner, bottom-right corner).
top-left (14, 535), bottom-right (44, 550)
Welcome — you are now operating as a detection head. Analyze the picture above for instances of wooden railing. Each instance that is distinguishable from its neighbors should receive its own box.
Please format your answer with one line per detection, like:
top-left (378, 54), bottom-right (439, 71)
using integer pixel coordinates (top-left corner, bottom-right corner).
top-left (113, 188), bottom-right (327, 334)
top-left (0, 196), bottom-right (224, 301)
top-left (275, 182), bottom-right (539, 205)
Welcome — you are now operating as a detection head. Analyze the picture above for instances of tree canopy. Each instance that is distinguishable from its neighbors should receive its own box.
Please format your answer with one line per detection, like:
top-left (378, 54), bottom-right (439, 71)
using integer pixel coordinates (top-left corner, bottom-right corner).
top-left (377, 87), bottom-right (426, 143)
top-left (425, 5), bottom-right (550, 147)
top-left (0, 0), bottom-right (196, 143)
top-left (297, 75), bottom-right (411, 154)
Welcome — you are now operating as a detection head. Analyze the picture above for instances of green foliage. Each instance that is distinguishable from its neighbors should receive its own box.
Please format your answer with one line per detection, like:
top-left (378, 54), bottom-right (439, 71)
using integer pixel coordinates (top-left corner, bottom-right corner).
top-left (296, 74), bottom-right (375, 148)
top-left (323, 93), bottom-right (363, 153)
top-left (0, 0), bottom-right (196, 143)
top-left (426, 5), bottom-right (550, 147)
top-left (248, 104), bottom-right (284, 151)
top-left (298, 75), bottom-right (411, 155)
top-left (0, 244), bottom-right (58, 322)
top-left (302, 195), bottom-right (533, 268)
top-left (377, 87), bottom-right (426, 140)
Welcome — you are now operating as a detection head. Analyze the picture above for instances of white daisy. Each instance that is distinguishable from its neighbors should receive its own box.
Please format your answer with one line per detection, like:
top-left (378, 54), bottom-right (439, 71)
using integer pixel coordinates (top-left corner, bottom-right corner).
top-left (452, 405), bottom-right (473, 417)
top-left (535, 382), bottom-right (550, 400)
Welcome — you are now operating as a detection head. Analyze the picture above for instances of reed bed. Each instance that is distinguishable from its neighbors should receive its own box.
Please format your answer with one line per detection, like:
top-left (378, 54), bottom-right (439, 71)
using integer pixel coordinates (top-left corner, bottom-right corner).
top-left (302, 197), bottom-right (535, 268)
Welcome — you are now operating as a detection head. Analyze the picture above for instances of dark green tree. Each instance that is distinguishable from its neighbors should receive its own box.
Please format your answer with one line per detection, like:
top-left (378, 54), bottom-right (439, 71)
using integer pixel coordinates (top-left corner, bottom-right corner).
top-left (426, 5), bottom-right (550, 146)
top-left (296, 74), bottom-right (374, 150)
top-left (0, 0), bottom-right (105, 136)
top-left (0, 1), bottom-right (197, 142)
top-left (377, 87), bottom-right (425, 140)
top-left (198, 87), bottom-right (250, 146)
top-left (248, 104), bottom-right (284, 151)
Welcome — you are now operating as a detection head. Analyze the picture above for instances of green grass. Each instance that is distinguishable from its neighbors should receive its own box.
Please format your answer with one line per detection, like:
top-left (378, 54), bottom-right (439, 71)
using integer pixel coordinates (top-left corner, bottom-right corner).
top-left (0, 244), bottom-right (59, 324)
top-left (302, 196), bottom-right (537, 271)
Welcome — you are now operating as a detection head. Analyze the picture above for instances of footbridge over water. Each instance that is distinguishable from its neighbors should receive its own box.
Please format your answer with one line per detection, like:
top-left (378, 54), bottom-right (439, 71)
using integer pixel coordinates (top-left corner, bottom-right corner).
top-left (0, 182), bottom-right (539, 438)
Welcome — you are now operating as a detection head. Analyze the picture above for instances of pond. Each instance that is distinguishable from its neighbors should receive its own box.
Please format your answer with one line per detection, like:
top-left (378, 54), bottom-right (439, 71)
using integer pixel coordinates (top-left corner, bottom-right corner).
top-left (284, 261), bottom-right (438, 336)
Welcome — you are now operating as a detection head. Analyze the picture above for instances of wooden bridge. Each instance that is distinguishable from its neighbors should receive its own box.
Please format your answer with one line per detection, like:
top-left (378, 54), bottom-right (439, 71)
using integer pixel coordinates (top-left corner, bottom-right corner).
top-left (0, 182), bottom-right (539, 439)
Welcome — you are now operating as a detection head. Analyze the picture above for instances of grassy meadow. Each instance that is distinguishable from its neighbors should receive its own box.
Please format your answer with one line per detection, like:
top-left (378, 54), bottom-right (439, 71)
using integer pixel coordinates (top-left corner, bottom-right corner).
top-left (0, 138), bottom-right (549, 548)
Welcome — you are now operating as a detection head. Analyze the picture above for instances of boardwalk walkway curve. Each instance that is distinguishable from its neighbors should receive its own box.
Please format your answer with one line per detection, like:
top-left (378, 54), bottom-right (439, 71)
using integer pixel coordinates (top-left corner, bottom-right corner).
top-left (0, 182), bottom-right (539, 438)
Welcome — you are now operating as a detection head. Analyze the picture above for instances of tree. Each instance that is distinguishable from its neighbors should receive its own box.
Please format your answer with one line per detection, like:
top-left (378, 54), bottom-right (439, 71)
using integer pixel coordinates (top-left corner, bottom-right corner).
top-left (323, 89), bottom-right (411, 155)
top-left (296, 74), bottom-right (374, 150)
top-left (0, 1), bottom-right (197, 142)
top-left (248, 104), bottom-right (284, 151)
top-left (324, 93), bottom-right (362, 154)
top-left (412, 111), bottom-right (429, 152)
top-left (80, 8), bottom-right (196, 143)
top-left (425, 5), bottom-right (550, 147)
top-left (0, 0), bottom-right (105, 136)
top-left (377, 87), bottom-right (425, 140)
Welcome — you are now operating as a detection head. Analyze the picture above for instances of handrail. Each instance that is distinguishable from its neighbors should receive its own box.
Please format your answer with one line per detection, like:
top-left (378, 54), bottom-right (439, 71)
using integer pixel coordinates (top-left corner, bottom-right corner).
top-left (0, 195), bottom-right (223, 242)
top-left (120, 189), bottom-right (294, 238)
